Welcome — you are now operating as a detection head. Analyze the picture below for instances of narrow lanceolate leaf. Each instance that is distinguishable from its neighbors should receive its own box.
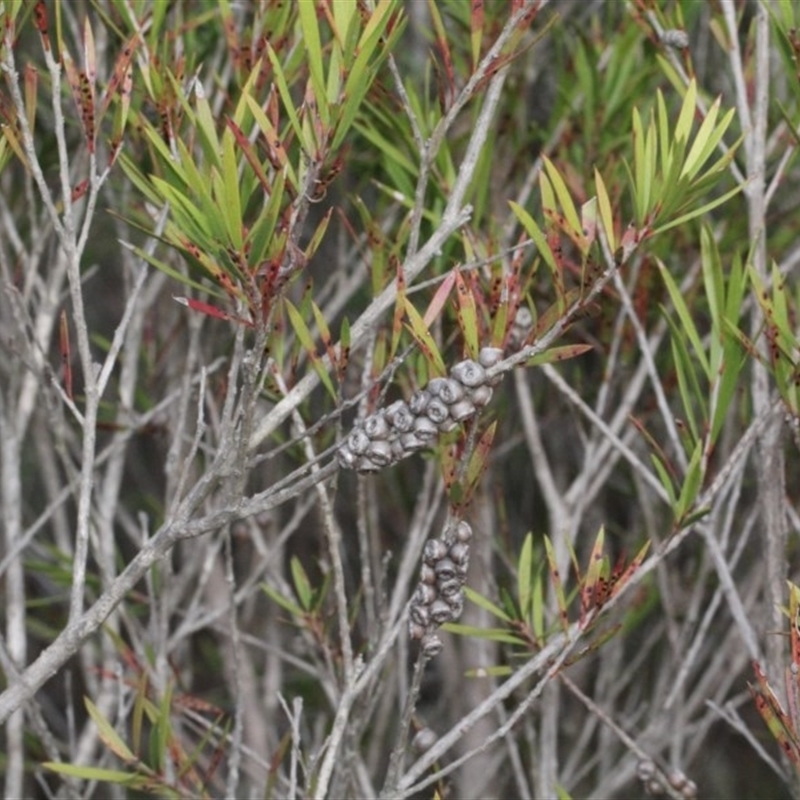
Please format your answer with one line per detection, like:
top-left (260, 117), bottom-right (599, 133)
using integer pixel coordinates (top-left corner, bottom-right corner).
top-left (675, 439), bottom-right (703, 524)
top-left (470, 0), bottom-right (485, 69)
top-left (594, 169), bottom-right (616, 253)
top-left (526, 344), bottom-right (593, 367)
top-left (455, 271), bottom-right (479, 359)
top-left (658, 260), bottom-right (711, 379)
top-left (85, 697), bottom-right (136, 762)
top-left (790, 582), bottom-right (800, 672)
top-left (59, 310), bottom-right (72, 399)
top-left (543, 535), bottom-right (569, 632)
top-left (284, 299), bottom-right (337, 401)
top-left (402, 297), bottom-right (446, 376)
top-left (463, 586), bottom-right (512, 623)
top-left (610, 540), bottom-right (650, 599)
top-left (42, 764), bottom-right (139, 783)
top-left (290, 556), bottom-right (313, 611)
top-left (517, 533), bottom-right (534, 621)
top-left (298, 0), bottom-right (329, 128)
top-left (750, 662), bottom-right (800, 770)
top-left (580, 526), bottom-right (606, 623)
top-left (543, 156), bottom-right (583, 243)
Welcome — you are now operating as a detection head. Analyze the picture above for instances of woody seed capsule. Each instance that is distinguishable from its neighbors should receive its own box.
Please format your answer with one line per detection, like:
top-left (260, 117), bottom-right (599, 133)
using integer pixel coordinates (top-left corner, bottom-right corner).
top-left (434, 557), bottom-right (457, 582)
top-left (470, 384), bottom-right (494, 407)
top-left (385, 400), bottom-right (414, 432)
top-left (364, 412), bottom-right (390, 440)
top-left (409, 389), bottom-right (431, 415)
top-left (429, 599), bottom-right (453, 625)
top-left (425, 398), bottom-right (450, 426)
top-left (430, 377), bottom-right (466, 404)
top-left (347, 428), bottom-right (370, 455)
top-left (423, 539), bottom-right (449, 565)
top-left (450, 359), bottom-right (486, 388)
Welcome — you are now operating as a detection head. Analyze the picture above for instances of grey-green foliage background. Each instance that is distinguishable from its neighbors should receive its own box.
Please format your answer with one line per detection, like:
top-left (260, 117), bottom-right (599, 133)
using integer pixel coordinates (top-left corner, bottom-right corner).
top-left (0, 0), bottom-right (797, 798)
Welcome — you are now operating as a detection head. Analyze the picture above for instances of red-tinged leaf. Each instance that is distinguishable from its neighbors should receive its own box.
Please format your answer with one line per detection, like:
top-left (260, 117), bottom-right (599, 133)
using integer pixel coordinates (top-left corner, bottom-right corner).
top-left (226, 118), bottom-right (273, 194)
top-left (526, 343), bottom-right (594, 367)
top-left (78, 70), bottom-right (96, 152)
top-left (403, 297), bottom-right (446, 377)
top-left (83, 16), bottom-right (96, 86)
top-left (580, 526), bottom-right (606, 624)
top-left (173, 296), bottom-right (253, 328)
top-left (470, 0), bottom-right (485, 69)
top-left (24, 64), bottom-right (37, 135)
top-left (424, 270), bottom-right (456, 329)
top-left (100, 33), bottom-right (139, 121)
top-left (750, 662), bottom-right (800, 769)
top-left (311, 299), bottom-right (337, 372)
top-left (543, 535), bottom-right (569, 632)
top-left (609, 540), bottom-right (650, 599)
top-left (59, 310), bottom-right (72, 399)
top-left (790, 583), bottom-right (800, 673)
top-left (455, 270), bottom-right (479, 359)
top-left (34, 1), bottom-right (50, 51)
top-left (428, 0), bottom-right (456, 110)
top-left (390, 262), bottom-right (407, 359)
top-left (285, 299), bottom-right (337, 401)
top-left (71, 179), bottom-right (88, 202)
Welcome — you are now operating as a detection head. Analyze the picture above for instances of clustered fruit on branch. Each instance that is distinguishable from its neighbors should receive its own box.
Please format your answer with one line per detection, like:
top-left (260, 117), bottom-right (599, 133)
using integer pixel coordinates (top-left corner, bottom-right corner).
top-left (336, 346), bottom-right (504, 473)
top-left (408, 520), bottom-right (473, 657)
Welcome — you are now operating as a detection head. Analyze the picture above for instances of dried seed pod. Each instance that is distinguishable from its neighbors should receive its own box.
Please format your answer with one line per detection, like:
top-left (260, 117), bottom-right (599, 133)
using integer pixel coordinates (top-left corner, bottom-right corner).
top-left (450, 359), bottom-right (486, 388)
top-left (449, 541), bottom-right (470, 566)
top-left (478, 346), bottom-right (503, 368)
top-left (448, 398), bottom-right (476, 422)
top-left (429, 599), bottom-right (453, 625)
top-left (636, 760), bottom-right (656, 782)
top-left (414, 583), bottom-right (438, 606)
top-left (455, 520), bottom-right (473, 542)
top-left (680, 781), bottom-right (698, 800)
top-left (419, 564), bottom-right (437, 585)
top-left (412, 728), bottom-right (437, 753)
top-left (337, 445), bottom-right (357, 469)
top-left (390, 438), bottom-right (405, 461)
top-left (367, 439), bottom-right (393, 466)
top-left (470, 384), bottom-right (493, 407)
top-left (513, 306), bottom-right (533, 330)
top-left (408, 389), bottom-right (431, 415)
top-left (438, 577), bottom-right (462, 599)
top-left (408, 621), bottom-right (427, 640)
top-left (447, 592), bottom-right (464, 620)
top-left (413, 416), bottom-right (439, 441)
top-left (385, 400), bottom-right (414, 432)
top-left (410, 603), bottom-right (431, 627)
top-left (434, 557), bottom-right (457, 582)
top-left (356, 456), bottom-right (381, 473)
top-left (661, 28), bottom-right (689, 49)
top-left (364, 411), bottom-right (390, 440)
top-left (438, 416), bottom-right (459, 433)
top-left (645, 779), bottom-right (663, 796)
top-left (423, 539), bottom-right (449, 565)
top-left (421, 633), bottom-right (443, 657)
top-left (429, 377), bottom-right (465, 404)
top-left (347, 428), bottom-right (370, 455)
top-left (424, 398), bottom-right (450, 427)
top-left (400, 431), bottom-right (426, 452)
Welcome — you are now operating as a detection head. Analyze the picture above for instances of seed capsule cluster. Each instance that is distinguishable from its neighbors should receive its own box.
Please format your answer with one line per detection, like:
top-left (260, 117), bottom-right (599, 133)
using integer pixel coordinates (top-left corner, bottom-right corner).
top-left (408, 520), bottom-right (473, 652)
top-left (636, 760), bottom-right (697, 800)
top-left (337, 347), bottom-right (503, 473)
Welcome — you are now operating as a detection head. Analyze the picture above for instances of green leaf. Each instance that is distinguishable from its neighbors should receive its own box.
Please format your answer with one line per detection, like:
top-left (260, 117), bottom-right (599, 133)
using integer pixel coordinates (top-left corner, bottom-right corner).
top-left (285, 299), bottom-right (338, 401)
top-left (543, 156), bottom-right (582, 241)
top-left (658, 260), bottom-right (710, 378)
top-left (261, 583), bottom-right (305, 618)
top-left (85, 697), bottom-right (136, 762)
top-left (594, 169), bottom-right (616, 252)
top-left (42, 763), bottom-right (139, 783)
top-left (517, 532), bottom-right (533, 621)
top-left (463, 585), bottom-right (512, 622)
top-left (526, 344), bottom-right (594, 367)
top-left (290, 556), bottom-right (313, 611)
top-left (402, 297), bottom-right (446, 376)
top-left (298, 0), bottom-right (330, 128)
top-left (676, 440), bottom-right (704, 523)
top-left (444, 623), bottom-right (526, 646)
top-left (455, 271), bottom-right (479, 359)
top-left (543, 535), bottom-right (569, 632)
